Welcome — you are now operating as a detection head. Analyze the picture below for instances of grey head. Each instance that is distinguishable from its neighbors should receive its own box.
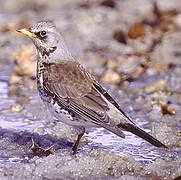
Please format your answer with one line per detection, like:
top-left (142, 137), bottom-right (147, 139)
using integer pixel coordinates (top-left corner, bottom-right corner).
top-left (18, 21), bottom-right (73, 63)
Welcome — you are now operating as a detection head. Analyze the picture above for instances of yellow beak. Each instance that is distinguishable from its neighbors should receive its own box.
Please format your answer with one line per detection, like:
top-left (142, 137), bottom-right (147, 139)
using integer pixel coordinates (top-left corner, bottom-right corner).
top-left (16, 28), bottom-right (34, 37)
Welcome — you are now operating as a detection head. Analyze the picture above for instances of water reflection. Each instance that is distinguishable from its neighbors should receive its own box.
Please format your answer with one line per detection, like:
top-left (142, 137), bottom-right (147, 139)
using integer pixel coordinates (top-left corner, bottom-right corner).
top-left (0, 65), bottom-right (169, 164)
top-left (85, 127), bottom-right (166, 163)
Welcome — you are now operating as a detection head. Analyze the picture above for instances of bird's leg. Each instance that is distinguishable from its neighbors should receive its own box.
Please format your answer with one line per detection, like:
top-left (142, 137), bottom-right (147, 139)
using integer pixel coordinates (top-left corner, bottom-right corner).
top-left (72, 128), bottom-right (85, 154)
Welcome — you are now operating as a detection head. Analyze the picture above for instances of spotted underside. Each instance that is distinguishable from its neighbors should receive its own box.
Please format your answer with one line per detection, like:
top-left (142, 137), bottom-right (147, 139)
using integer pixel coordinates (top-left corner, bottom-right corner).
top-left (36, 59), bottom-right (168, 147)
top-left (37, 60), bottom-right (128, 137)
top-left (17, 21), bottom-right (167, 153)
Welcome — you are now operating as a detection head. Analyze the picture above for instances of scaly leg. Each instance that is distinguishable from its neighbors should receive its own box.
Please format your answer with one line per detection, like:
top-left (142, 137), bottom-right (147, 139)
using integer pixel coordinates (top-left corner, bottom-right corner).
top-left (72, 128), bottom-right (85, 154)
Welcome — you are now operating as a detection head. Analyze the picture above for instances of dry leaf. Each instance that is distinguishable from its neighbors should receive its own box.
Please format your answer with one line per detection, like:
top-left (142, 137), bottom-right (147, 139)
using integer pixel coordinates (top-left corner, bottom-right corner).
top-left (10, 105), bottom-right (22, 112)
top-left (113, 30), bottom-right (127, 44)
top-left (149, 62), bottom-right (168, 73)
top-left (130, 66), bottom-right (145, 79)
top-left (151, 101), bottom-right (176, 115)
top-left (101, 69), bottom-right (122, 85)
top-left (150, 91), bottom-right (172, 99)
top-left (100, 0), bottom-right (116, 8)
top-left (105, 59), bottom-right (118, 70)
top-left (12, 44), bottom-right (36, 76)
top-left (8, 72), bottom-right (22, 84)
top-left (144, 79), bottom-right (167, 93)
top-left (128, 23), bottom-right (145, 39)
top-left (0, 20), bottom-right (29, 33)
top-left (30, 138), bottom-right (55, 157)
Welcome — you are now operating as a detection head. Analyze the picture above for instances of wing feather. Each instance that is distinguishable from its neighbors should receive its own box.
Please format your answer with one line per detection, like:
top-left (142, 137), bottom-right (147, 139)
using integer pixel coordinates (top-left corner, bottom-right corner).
top-left (41, 60), bottom-right (167, 147)
top-left (43, 60), bottom-right (109, 113)
top-left (42, 60), bottom-right (125, 138)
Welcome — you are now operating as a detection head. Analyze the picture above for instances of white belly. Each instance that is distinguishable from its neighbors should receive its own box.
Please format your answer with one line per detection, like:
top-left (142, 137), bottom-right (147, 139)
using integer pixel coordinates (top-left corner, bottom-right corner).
top-left (44, 99), bottom-right (96, 128)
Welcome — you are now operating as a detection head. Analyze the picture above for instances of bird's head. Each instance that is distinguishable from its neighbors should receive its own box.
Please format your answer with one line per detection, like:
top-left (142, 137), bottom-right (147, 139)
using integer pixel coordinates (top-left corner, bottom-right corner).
top-left (17, 21), bottom-right (72, 62)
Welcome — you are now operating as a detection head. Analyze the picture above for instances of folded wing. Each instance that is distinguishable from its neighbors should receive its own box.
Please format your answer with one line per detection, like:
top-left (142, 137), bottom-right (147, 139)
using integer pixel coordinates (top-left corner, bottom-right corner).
top-left (42, 60), bottom-right (167, 148)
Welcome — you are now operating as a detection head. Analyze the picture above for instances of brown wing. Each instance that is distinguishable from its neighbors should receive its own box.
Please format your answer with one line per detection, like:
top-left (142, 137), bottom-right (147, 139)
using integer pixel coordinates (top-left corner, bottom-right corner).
top-left (42, 60), bottom-right (126, 138)
top-left (42, 60), bottom-right (109, 113)
top-left (41, 60), bottom-right (168, 147)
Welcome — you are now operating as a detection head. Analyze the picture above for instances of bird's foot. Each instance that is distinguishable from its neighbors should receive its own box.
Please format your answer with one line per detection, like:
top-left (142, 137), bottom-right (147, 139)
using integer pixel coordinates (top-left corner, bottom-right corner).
top-left (72, 129), bottom-right (85, 155)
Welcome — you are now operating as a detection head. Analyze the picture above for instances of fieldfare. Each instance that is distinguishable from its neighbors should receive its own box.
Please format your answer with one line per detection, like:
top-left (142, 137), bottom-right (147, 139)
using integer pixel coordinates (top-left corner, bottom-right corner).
top-left (17, 21), bottom-right (167, 154)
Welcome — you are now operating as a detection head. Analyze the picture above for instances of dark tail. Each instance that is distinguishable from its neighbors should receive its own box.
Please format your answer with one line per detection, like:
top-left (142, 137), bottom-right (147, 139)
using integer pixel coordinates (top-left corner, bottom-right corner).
top-left (117, 123), bottom-right (168, 148)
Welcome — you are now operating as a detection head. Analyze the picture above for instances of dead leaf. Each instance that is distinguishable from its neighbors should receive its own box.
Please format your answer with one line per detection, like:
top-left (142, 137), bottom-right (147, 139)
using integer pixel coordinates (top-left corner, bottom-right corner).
top-left (105, 59), bottom-right (118, 70)
top-left (30, 138), bottom-right (55, 157)
top-left (153, 2), bottom-right (178, 20)
top-left (12, 44), bottom-right (36, 76)
top-left (149, 61), bottom-right (168, 73)
top-left (0, 20), bottom-right (29, 33)
top-left (151, 101), bottom-right (176, 115)
top-left (8, 72), bottom-right (22, 84)
top-left (130, 66), bottom-right (145, 79)
top-left (144, 79), bottom-right (167, 93)
top-left (128, 23), bottom-right (146, 39)
top-left (100, 0), bottom-right (116, 8)
top-left (113, 30), bottom-right (127, 44)
top-left (101, 69), bottom-right (123, 85)
top-left (10, 105), bottom-right (22, 112)
top-left (150, 91), bottom-right (172, 99)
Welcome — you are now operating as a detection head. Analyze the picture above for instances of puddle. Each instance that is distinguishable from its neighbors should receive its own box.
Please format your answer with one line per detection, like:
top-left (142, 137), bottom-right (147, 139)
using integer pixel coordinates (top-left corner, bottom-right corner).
top-left (84, 127), bottom-right (167, 163)
top-left (0, 64), bottom-right (176, 165)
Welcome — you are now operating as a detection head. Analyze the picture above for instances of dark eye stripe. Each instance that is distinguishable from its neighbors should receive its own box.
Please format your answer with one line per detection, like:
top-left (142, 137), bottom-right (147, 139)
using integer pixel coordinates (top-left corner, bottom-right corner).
top-left (35, 31), bottom-right (47, 39)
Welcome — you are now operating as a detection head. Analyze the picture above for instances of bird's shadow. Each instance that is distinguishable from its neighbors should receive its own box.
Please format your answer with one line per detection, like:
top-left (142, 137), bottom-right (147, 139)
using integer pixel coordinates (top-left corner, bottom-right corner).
top-left (0, 126), bottom-right (73, 159)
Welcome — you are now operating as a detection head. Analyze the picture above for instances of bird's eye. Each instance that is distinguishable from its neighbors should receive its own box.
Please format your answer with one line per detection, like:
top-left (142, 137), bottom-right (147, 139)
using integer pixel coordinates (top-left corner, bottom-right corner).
top-left (40, 31), bottom-right (46, 37)
top-left (35, 31), bottom-right (47, 38)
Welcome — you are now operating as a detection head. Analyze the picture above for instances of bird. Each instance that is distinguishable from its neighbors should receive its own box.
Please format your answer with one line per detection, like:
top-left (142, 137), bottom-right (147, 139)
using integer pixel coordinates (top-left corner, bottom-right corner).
top-left (17, 21), bottom-right (167, 154)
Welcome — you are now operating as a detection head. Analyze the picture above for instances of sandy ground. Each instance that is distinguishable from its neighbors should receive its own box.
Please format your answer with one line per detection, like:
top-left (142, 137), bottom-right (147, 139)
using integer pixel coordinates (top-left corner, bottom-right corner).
top-left (0, 0), bottom-right (181, 179)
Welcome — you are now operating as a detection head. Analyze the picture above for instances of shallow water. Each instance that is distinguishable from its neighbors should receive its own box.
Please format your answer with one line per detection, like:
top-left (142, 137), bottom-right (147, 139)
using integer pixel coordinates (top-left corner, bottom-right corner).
top-left (0, 65), bottom-right (171, 165)
top-left (85, 127), bottom-right (168, 163)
